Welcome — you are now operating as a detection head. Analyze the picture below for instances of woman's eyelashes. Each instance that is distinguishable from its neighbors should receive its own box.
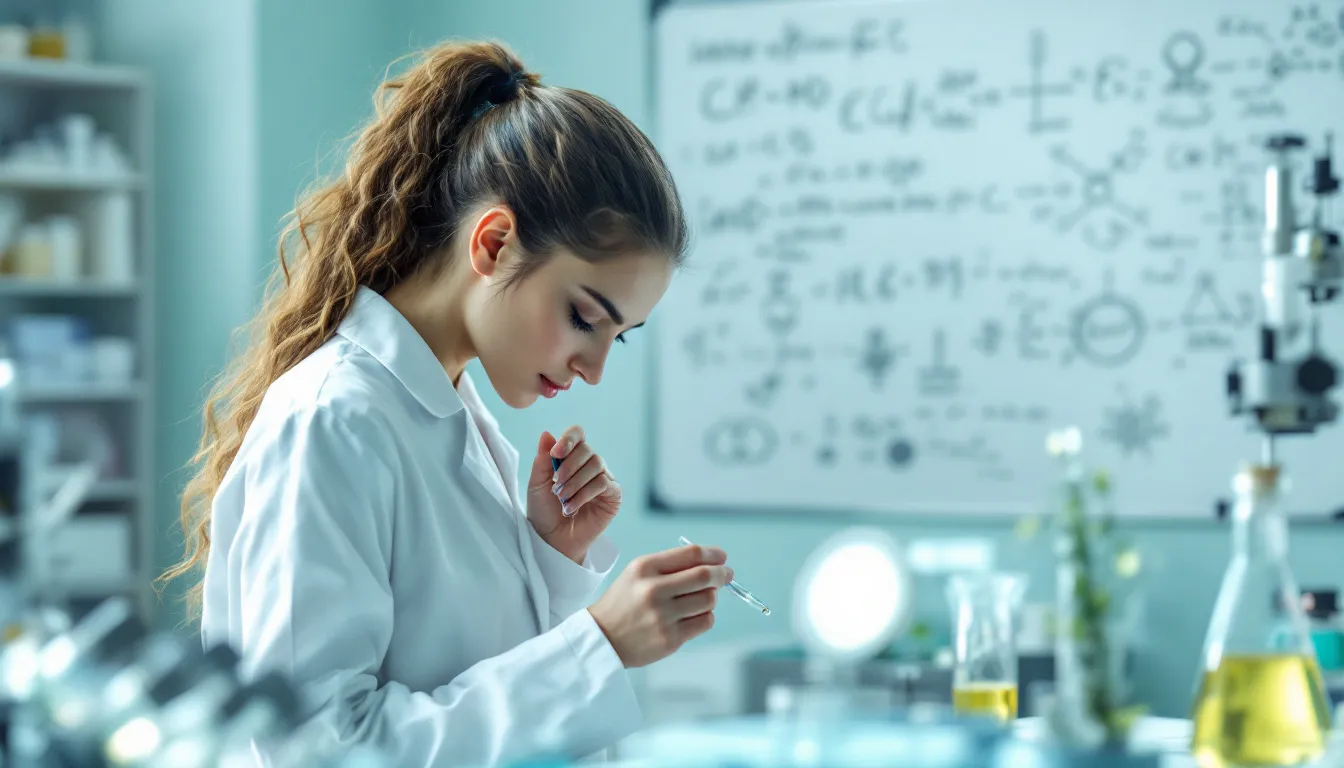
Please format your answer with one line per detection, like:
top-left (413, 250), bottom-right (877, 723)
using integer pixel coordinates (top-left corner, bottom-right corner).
top-left (569, 304), bottom-right (626, 343)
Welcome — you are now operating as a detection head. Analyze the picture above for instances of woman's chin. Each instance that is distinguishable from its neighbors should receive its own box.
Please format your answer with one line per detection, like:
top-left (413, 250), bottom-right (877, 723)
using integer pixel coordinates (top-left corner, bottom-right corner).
top-left (499, 387), bottom-right (540, 410)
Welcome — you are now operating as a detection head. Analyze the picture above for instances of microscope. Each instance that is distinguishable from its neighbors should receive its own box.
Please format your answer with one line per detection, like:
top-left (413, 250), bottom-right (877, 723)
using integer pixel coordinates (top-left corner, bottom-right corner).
top-left (1226, 133), bottom-right (1343, 458)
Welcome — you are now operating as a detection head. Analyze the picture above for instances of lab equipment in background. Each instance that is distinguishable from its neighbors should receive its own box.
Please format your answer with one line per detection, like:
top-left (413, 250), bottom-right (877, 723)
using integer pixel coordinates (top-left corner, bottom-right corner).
top-left (37, 516), bottom-right (132, 590)
top-left (0, 194), bottom-right (22, 260)
top-left (642, 536), bottom-right (1064, 724)
top-left (60, 115), bottom-right (96, 175)
top-left (90, 338), bottom-right (134, 385)
top-left (31, 411), bottom-right (121, 481)
top-left (10, 316), bottom-right (137, 389)
top-left (47, 216), bottom-right (82, 281)
top-left (1017, 602), bottom-right (1053, 655)
top-left (83, 193), bottom-right (136, 284)
top-left (760, 528), bottom-right (913, 724)
top-left (792, 528), bottom-right (911, 676)
top-left (0, 395), bottom-right (381, 766)
top-left (1225, 133), bottom-right (1341, 439)
top-left (12, 223), bottom-right (53, 277)
top-left (626, 528), bottom-right (1000, 768)
top-left (621, 528), bottom-right (1170, 768)
top-left (1192, 464), bottom-right (1330, 768)
top-left (731, 637), bottom-right (1107, 723)
top-left (947, 572), bottom-right (1026, 724)
top-left (60, 15), bottom-right (93, 63)
top-left (0, 116), bottom-right (133, 178)
top-left (0, 415), bottom-right (388, 768)
top-left (27, 20), bottom-right (64, 60)
top-left (905, 538), bottom-right (996, 576)
top-left (12, 316), bottom-right (93, 386)
top-left (0, 25), bottom-right (28, 60)
top-left (678, 536), bottom-right (770, 615)
top-left (0, 596), bottom-right (395, 767)
top-left (1271, 588), bottom-right (1344, 673)
top-left (2, 216), bottom-right (90, 282)
top-left (1271, 588), bottom-right (1344, 712)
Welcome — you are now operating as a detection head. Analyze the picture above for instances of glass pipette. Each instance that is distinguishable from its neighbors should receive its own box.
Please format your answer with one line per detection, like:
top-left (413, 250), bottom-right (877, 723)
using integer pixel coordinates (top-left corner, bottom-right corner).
top-left (678, 536), bottom-right (771, 616)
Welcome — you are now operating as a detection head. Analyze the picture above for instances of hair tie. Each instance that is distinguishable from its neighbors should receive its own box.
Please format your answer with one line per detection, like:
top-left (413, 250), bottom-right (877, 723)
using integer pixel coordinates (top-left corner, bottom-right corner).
top-left (473, 69), bottom-right (526, 119)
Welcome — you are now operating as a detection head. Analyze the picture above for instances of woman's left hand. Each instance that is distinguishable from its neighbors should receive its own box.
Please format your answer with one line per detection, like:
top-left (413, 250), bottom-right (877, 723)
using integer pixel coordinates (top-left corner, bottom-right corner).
top-left (526, 426), bottom-right (621, 565)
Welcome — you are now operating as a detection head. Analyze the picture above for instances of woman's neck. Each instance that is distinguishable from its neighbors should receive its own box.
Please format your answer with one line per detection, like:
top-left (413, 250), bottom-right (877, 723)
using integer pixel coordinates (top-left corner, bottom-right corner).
top-left (382, 265), bottom-right (476, 385)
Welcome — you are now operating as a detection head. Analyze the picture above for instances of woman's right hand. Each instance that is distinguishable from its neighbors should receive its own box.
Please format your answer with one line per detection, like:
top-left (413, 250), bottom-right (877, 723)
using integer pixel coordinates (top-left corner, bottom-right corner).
top-left (587, 544), bottom-right (734, 668)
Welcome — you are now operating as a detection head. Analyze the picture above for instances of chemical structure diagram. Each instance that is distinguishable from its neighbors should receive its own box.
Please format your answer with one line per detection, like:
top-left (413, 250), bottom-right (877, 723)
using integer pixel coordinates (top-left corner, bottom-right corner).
top-left (743, 270), bottom-right (814, 407)
top-left (1019, 130), bottom-right (1150, 252)
top-left (1067, 270), bottom-right (1147, 368)
top-left (1099, 389), bottom-right (1170, 457)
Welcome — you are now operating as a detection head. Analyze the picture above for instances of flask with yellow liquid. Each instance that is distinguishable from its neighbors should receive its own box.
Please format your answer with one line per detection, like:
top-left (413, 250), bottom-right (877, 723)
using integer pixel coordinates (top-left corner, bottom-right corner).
top-left (948, 572), bottom-right (1025, 724)
top-left (1191, 463), bottom-right (1331, 768)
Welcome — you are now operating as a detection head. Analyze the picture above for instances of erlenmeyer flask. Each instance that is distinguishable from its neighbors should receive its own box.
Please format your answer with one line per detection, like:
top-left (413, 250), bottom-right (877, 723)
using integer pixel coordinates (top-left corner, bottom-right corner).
top-left (947, 572), bottom-right (1026, 723)
top-left (1191, 463), bottom-right (1330, 768)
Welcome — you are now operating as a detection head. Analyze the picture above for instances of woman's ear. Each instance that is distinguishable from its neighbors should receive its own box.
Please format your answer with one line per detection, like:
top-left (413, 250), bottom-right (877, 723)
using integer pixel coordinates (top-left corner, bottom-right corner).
top-left (466, 205), bottom-right (518, 278)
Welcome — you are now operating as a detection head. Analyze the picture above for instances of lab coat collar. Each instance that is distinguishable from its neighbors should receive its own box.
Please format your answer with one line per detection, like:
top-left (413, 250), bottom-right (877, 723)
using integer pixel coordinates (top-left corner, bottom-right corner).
top-left (336, 286), bottom-right (464, 419)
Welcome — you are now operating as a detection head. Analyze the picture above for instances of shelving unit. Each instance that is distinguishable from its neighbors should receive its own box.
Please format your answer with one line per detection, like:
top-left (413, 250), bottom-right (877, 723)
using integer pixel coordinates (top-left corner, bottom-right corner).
top-left (0, 57), bottom-right (146, 90)
top-left (0, 56), bottom-right (154, 620)
top-left (0, 278), bottom-right (138, 297)
top-left (17, 381), bottom-right (144, 402)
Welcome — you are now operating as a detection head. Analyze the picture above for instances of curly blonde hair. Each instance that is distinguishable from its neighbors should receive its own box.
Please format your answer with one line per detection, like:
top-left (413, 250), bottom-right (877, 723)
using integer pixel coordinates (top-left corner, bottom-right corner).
top-left (159, 39), bottom-right (686, 620)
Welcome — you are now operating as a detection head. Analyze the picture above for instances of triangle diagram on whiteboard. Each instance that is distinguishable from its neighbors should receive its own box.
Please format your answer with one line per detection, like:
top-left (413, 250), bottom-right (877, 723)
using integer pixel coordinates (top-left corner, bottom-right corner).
top-left (1181, 271), bottom-right (1234, 326)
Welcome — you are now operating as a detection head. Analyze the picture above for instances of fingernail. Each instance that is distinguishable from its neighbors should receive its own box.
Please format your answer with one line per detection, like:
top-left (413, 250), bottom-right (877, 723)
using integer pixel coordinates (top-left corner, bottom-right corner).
top-left (726, 568), bottom-right (735, 582)
top-left (552, 484), bottom-right (563, 497)
top-left (563, 505), bottom-right (575, 517)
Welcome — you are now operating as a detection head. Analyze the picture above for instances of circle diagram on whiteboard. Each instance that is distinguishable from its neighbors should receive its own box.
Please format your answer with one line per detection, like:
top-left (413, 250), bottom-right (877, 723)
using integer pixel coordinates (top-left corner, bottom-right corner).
top-left (704, 417), bottom-right (777, 465)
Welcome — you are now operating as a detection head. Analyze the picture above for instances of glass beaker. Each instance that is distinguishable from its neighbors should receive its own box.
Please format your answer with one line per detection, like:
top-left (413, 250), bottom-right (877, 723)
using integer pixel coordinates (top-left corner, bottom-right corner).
top-left (1192, 463), bottom-right (1331, 768)
top-left (947, 572), bottom-right (1026, 723)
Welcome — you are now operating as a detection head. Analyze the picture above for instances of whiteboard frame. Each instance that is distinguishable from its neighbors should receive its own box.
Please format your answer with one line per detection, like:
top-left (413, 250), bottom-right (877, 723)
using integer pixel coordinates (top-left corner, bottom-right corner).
top-left (642, 0), bottom-right (1344, 526)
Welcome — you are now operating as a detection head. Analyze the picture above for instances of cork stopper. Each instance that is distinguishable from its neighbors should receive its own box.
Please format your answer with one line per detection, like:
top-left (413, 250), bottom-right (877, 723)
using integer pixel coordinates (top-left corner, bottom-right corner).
top-left (1235, 462), bottom-right (1282, 495)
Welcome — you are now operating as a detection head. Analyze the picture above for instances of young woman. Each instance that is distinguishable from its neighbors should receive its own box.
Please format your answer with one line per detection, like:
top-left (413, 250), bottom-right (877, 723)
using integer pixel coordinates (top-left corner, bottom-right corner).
top-left (161, 40), bottom-right (734, 765)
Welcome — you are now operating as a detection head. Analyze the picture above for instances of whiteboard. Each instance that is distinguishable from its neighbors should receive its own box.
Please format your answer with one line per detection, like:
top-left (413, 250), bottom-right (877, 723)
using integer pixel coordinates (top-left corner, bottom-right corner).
top-left (651, 0), bottom-right (1344, 518)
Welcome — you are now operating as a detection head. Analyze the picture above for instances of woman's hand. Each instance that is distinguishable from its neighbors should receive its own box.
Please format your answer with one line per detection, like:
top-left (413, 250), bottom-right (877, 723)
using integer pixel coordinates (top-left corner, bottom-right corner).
top-left (587, 544), bottom-right (733, 668)
top-left (526, 426), bottom-right (620, 564)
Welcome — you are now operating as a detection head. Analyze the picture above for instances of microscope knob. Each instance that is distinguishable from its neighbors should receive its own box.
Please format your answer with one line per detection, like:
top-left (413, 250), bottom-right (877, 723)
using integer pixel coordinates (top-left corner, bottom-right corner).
top-left (1297, 355), bottom-right (1338, 395)
top-left (1226, 365), bottom-right (1244, 412)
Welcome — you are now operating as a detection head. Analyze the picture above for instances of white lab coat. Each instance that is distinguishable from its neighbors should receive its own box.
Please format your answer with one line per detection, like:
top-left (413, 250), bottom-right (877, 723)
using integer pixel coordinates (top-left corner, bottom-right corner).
top-left (200, 286), bottom-right (643, 766)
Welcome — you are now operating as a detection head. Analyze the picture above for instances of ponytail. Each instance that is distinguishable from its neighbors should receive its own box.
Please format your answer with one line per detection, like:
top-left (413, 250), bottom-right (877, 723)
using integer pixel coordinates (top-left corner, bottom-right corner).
top-left (161, 40), bottom-right (686, 621)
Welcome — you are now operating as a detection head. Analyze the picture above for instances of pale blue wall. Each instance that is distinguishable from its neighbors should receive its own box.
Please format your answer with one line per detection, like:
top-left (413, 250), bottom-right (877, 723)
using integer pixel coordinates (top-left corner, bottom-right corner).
top-left (256, 1), bottom-right (408, 290)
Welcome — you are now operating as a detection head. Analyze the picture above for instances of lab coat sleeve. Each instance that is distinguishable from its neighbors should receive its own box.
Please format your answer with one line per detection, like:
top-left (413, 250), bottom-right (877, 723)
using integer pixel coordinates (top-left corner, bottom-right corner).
top-left (527, 526), bottom-right (620, 628)
top-left (231, 406), bottom-right (642, 766)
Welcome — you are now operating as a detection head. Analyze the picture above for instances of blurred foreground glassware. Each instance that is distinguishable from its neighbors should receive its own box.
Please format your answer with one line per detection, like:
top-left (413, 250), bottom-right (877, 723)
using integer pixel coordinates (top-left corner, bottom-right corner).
top-left (947, 572), bottom-right (1025, 724)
